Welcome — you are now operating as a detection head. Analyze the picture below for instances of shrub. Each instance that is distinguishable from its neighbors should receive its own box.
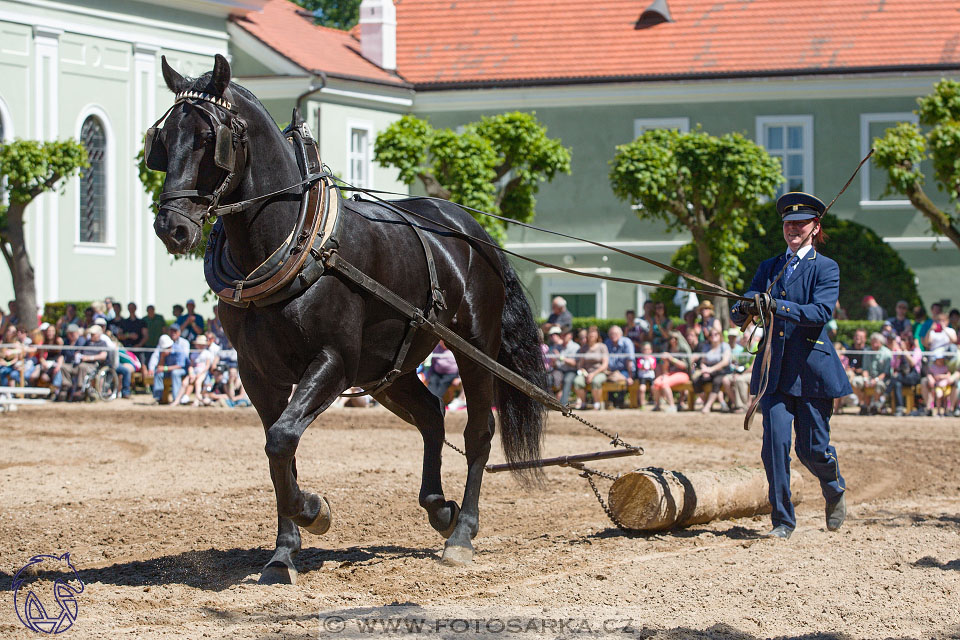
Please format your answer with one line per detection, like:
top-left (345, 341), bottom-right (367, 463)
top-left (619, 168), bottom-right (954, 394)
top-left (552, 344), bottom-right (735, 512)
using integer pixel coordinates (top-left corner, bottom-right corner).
top-left (42, 301), bottom-right (92, 325)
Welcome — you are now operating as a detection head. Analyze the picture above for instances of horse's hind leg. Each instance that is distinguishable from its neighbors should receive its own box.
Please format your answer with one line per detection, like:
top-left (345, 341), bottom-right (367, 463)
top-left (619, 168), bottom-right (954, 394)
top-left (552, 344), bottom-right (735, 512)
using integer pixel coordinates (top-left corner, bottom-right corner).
top-left (378, 373), bottom-right (460, 537)
top-left (441, 359), bottom-right (496, 566)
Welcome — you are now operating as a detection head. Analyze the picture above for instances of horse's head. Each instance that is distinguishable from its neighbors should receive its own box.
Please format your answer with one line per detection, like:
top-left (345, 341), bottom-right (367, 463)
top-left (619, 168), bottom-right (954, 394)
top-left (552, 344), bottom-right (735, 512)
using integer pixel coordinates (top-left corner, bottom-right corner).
top-left (150, 54), bottom-right (245, 254)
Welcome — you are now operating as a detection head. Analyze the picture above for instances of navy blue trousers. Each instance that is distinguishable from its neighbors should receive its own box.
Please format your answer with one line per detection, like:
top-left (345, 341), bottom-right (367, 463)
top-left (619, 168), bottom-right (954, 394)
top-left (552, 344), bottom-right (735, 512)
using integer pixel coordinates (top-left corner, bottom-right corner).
top-left (760, 390), bottom-right (845, 529)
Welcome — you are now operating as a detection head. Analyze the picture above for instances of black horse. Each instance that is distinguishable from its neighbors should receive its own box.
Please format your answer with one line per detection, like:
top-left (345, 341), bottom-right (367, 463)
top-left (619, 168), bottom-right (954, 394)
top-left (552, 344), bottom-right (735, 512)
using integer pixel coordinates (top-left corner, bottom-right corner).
top-left (151, 55), bottom-right (547, 584)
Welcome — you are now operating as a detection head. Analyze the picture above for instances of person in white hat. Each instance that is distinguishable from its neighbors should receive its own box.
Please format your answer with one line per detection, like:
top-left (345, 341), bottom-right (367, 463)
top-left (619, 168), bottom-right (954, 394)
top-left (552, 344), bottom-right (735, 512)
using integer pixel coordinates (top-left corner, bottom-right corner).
top-left (147, 333), bottom-right (186, 403)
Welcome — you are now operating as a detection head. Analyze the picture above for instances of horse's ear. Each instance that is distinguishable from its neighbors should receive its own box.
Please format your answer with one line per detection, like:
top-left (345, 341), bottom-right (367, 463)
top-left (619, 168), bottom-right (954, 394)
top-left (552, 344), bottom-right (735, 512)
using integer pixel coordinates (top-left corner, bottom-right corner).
top-left (291, 108), bottom-right (303, 128)
top-left (161, 56), bottom-right (189, 94)
top-left (211, 53), bottom-right (231, 96)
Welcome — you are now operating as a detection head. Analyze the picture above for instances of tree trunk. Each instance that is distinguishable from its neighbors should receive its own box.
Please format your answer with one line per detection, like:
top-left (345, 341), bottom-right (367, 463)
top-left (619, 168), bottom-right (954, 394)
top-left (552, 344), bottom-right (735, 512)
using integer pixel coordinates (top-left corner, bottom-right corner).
top-left (906, 183), bottom-right (960, 250)
top-left (689, 227), bottom-right (729, 328)
top-left (607, 467), bottom-right (804, 531)
top-left (3, 203), bottom-right (40, 331)
top-left (417, 172), bottom-right (452, 200)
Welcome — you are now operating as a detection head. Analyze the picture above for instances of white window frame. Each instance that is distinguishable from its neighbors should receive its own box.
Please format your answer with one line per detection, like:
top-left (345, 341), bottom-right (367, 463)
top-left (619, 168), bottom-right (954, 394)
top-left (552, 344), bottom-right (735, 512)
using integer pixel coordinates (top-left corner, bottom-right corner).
top-left (346, 119), bottom-right (373, 190)
top-left (73, 105), bottom-right (116, 255)
top-left (860, 112), bottom-right (918, 209)
top-left (634, 117), bottom-right (690, 139)
top-left (537, 268), bottom-right (609, 319)
top-left (756, 115), bottom-right (814, 196)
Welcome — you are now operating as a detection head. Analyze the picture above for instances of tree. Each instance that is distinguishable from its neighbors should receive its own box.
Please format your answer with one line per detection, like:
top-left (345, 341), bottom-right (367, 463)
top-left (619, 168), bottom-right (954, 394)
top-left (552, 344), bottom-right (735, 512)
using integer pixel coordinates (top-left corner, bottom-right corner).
top-left (374, 112), bottom-right (572, 244)
top-left (0, 139), bottom-right (88, 330)
top-left (874, 79), bottom-right (960, 249)
top-left (653, 207), bottom-right (923, 321)
top-left (292, 0), bottom-right (361, 30)
top-left (609, 127), bottom-right (783, 325)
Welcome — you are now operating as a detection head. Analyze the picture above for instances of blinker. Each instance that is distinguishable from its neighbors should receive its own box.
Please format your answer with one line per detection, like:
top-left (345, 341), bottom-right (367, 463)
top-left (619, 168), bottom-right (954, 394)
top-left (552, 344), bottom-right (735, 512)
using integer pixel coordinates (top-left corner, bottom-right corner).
top-left (214, 124), bottom-right (235, 172)
top-left (144, 127), bottom-right (167, 172)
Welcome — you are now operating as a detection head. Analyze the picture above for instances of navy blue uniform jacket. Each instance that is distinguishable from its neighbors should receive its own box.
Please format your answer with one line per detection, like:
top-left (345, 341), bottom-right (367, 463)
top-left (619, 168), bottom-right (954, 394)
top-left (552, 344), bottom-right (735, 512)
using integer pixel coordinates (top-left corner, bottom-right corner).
top-left (731, 250), bottom-right (852, 399)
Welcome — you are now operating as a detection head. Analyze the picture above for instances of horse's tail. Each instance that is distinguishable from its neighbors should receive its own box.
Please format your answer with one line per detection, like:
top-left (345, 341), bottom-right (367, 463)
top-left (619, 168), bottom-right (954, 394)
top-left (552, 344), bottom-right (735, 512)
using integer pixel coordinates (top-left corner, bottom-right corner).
top-left (494, 254), bottom-right (547, 482)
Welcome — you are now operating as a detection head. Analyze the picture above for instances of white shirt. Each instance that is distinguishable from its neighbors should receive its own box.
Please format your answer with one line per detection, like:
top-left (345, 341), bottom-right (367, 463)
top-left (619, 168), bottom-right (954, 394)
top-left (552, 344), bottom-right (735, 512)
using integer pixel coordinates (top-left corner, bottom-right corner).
top-left (784, 244), bottom-right (814, 261)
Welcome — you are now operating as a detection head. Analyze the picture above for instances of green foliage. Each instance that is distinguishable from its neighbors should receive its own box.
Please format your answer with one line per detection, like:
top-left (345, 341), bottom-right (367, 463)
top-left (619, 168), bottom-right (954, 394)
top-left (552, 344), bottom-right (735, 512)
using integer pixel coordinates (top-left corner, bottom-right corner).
top-left (135, 139), bottom-right (210, 260)
top-left (374, 112), bottom-right (572, 245)
top-left (42, 301), bottom-right (92, 325)
top-left (874, 80), bottom-right (960, 240)
top-left (609, 126), bottom-right (783, 289)
top-left (291, 0), bottom-right (360, 30)
top-left (835, 320), bottom-right (884, 346)
top-left (0, 139), bottom-right (88, 220)
top-left (650, 208), bottom-right (923, 321)
top-left (874, 122), bottom-right (926, 195)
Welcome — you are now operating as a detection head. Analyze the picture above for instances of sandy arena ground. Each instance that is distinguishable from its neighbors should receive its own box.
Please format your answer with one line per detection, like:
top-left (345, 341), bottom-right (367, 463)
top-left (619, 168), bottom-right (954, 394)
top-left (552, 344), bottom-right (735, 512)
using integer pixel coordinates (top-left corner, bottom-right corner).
top-left (1, 399), bottom-right (958, 639)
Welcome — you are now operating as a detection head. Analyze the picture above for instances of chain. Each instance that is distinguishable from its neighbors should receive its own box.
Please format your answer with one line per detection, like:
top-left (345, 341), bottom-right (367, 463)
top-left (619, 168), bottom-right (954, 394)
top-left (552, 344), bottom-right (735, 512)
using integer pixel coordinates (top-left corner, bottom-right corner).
top-left (581, 469), bottom-right (630, 531)
top-left (565, 410), bottom-right (643, 453)
top-left (443, 437), bottom-right (466, 457)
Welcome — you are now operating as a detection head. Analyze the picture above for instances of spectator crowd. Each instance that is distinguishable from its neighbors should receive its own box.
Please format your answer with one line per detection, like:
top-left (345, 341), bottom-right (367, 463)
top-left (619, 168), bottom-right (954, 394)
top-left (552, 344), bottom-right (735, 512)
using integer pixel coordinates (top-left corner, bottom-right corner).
top-left (0, 297), bottom-right (249, 407)
top-left (2, 292), bottom-right (957, 418)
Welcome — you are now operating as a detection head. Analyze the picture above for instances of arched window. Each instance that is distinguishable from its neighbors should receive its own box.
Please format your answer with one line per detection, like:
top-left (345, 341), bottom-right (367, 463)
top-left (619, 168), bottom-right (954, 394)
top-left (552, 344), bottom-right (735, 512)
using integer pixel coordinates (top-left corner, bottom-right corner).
top-left (79, 116), bottom-right (106, 243)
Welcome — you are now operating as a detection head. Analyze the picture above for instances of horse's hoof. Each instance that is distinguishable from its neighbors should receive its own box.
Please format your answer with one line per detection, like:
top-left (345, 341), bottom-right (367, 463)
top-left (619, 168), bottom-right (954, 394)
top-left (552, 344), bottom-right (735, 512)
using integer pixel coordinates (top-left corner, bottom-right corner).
top-left (259, 563), bottom-right (297, 585)
top-left (303, 496), bottom-right (332, 536)
top-left (440, 544), bottom-right (473, 567)
top-left (437, 501), bottom-right (460, 539)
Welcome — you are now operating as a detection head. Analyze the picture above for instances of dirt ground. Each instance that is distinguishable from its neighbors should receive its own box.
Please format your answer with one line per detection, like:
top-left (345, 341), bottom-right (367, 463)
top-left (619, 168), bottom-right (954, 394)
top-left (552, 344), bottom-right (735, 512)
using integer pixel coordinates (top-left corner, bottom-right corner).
top-left (1, 400), bottom-right (958, 639)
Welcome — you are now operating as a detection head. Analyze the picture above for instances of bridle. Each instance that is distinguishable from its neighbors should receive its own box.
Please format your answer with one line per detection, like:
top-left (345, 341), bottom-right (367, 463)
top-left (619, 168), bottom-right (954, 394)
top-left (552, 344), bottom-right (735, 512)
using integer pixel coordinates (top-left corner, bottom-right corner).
top-left (146, 89), bottom-right (332, 228)
top-left (145, 90), bottom-right (248, 226)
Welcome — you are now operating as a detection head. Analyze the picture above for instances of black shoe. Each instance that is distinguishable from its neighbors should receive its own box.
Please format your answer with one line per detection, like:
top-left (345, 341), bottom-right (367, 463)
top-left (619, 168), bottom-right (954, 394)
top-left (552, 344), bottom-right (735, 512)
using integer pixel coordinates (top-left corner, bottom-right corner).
top-left (826, 493), bottom-right (846, 531)
top-left (764, 525), bottom-right (793, 539)
top-left (858, 406), bottom-right (869, 416)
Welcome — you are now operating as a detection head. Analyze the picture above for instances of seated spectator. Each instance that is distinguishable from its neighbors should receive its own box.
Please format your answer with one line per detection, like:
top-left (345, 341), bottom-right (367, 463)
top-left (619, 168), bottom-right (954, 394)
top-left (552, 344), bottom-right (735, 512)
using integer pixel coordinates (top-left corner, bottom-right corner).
top-left (12, 328), bottom-right (42, 387)
top-left (886, 300), bottom-right (913, 337)
top-left (0, 325), bottom-right (23, 386)
top-left (573, 325), bottom-right (609, 410)
top-left (119, 302), bottom-right (148, 349)
top-left (922, 311), bottom-right (956, 353)
top-left (90, 300), bottom-right (108, 325)
top-left (651, 331), bottom-right (689, 413)
top-left (636, 300), bottom-right (655, 344)
top-left (650, 302), bottom-right (672, 353)
top-left (834, 299), bottom-right (849, 320)
top-left (922, 352), bottom-right (955, 416)
top-left (635, 342), bottom-right (657, 407)
top-left (172, 304), bottom-right (184, 320)
top-left (693, 325), bottom-right (732, 413)
top-left (79, 306), bottom-right (96, 330)
top-left (551, 327), bottom-right (580, 405)
top-left (426, 340), bottom-right (461, 408)
top-left (862, 295), bottom-right (885, 322)
top-left (604, 325), bottom-right (635, 406)
top-left (698, 300), bottom-right (720, 337)
top-left (143, 305), bottom-right (166, 349)
top-left (103, 297), bottom-right (116, 321)
top-left (624, 309), bottom-right (645, 351)
top-left (950, 308), bottom-right (960, 335)
top-left (545, 325), bottom-right (565, 385)
top-left (58, 324), bottom-right (83, 401)
top-left (677, 309), bottom-right (700, 343)
top-left (56, 304), bottom-right (80, 339)
top-left (1, 300), bottom-right (18, 334)
top-left (890, 333), bottom-right (922, 417)
top-left (176, 334), bottom-right (217, 406)
top-left (721, 327), bottom-right (752, 413)
top-left (545, 296), bottom-right (572, 332)
top-left (148, 326), bottom-right (189, 404)
top-left (35, 324), bottom-right (64, 393)
top-left (846, 328), bottom-right (868, 384)
top-left (916, 302), bottom-right (942, 342)
top-left (853, 332), bottom-right (892, 414)
top-left (177, 299), bottom-right (205, 343)
top-left (76, 325), bottom-right (110, 398)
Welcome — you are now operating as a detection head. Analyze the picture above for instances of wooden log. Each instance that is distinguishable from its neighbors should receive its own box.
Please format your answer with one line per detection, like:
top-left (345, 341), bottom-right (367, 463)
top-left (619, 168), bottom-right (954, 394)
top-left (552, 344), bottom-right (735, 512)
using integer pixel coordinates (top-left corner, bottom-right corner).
top-left (607, 467), bottom-right (803, 531)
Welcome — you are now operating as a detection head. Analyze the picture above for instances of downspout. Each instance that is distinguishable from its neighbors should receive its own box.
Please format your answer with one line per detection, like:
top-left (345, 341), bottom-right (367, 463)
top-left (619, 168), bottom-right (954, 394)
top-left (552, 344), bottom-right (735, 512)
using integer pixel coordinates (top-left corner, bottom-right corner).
top-left (295, 72), bottom-right (327, 142)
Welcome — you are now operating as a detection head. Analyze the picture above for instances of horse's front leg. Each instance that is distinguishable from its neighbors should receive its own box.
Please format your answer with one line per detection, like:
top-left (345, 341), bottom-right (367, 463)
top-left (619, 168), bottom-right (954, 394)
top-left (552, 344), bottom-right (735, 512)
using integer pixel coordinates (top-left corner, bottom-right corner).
top-left (261, 349), bottom-right (347, 583)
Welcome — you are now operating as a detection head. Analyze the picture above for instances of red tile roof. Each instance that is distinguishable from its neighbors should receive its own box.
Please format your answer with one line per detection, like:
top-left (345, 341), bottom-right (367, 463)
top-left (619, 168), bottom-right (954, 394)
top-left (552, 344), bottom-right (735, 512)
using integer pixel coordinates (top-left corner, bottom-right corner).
top-left (394, 0), bottom-right (960, 87)
top-left (231, 0), bottom-right (407, 85)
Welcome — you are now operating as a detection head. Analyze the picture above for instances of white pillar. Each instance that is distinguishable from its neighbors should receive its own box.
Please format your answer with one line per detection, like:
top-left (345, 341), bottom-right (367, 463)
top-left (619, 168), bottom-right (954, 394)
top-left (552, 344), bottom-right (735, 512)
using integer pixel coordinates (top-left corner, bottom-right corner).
top-left (134, 43), bottom-right (159, 309)
top-left (33, 25), bottom-right (62, 308)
